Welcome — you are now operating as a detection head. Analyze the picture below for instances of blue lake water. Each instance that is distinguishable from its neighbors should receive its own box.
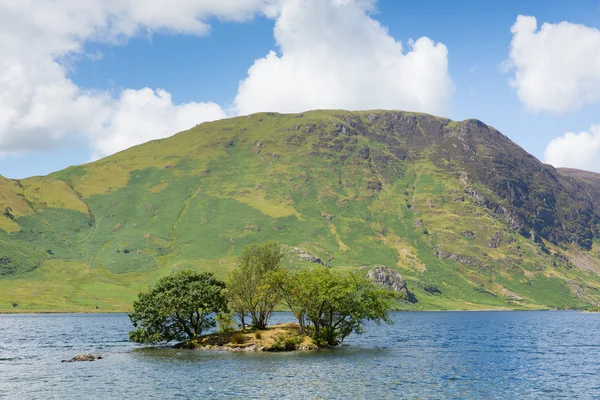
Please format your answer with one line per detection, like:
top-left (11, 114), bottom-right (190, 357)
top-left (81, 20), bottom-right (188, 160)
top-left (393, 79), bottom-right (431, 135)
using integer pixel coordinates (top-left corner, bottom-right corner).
top-left (1, 311), bottom-right (600, 399)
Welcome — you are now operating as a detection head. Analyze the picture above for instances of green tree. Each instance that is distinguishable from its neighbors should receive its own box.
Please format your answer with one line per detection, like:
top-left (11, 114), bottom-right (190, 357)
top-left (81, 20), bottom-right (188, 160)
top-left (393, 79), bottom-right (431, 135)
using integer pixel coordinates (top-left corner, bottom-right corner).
top-left (128, 270), bottom-right (228, 343)
top-left (228, 242), bottom-right (284, 330)
top-left (271, 267), bottom-right (394, 346)
top-left (215, 311), bottom-right (236, 333)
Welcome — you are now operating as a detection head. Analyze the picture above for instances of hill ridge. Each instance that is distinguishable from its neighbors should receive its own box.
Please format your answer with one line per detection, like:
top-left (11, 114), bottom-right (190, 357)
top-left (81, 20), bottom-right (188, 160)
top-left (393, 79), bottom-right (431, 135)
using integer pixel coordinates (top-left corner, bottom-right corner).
top-left (2, 109), bottom-right (600, 311)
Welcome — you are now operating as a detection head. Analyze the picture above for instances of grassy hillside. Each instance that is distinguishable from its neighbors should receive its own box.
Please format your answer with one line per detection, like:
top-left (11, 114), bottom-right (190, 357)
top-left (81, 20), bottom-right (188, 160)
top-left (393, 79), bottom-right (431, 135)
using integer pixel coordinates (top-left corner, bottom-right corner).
top-left (2, 110), bottom-right (600, 312)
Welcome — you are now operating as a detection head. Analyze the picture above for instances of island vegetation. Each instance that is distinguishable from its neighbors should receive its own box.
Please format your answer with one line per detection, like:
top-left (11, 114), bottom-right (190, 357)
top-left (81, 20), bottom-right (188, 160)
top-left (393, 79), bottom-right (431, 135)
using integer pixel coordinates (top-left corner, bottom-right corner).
top-left (129, 242), bottom-right (396, 351)
top-left (128, 270), bottom-right (228, 343)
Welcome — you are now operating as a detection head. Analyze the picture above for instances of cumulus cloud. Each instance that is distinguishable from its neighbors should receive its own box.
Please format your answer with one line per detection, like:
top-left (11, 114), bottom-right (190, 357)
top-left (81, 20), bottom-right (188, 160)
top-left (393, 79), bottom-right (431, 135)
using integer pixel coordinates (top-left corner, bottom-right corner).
top-left (90, 89), bottom-right (225, 158)
top-left (0, 0), bottom-right (269, 158)
top-left (234, 0), bottom-right (453, 116)
top-left (544, 125), bottom-right (600, 172)
top-left (505, 15), bottom-right (600, 113)
top-left (0, 0), bottom-right (455, 160)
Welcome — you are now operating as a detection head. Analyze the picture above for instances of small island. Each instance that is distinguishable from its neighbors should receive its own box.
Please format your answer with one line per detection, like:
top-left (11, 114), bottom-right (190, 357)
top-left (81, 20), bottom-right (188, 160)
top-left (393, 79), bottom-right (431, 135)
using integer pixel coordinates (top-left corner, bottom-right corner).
top-left (128, 243), bottom-right (397, 351)
top-left (176, 323), bottom-right (318, 352)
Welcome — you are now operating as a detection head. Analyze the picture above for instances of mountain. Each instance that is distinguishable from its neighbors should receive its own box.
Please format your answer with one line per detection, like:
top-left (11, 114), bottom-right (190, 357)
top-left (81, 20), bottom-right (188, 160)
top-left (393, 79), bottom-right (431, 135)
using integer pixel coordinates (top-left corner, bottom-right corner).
top-left (2, 110), bottom-right (600, 311)
top-left (558, 168), bottom-right (600, 186)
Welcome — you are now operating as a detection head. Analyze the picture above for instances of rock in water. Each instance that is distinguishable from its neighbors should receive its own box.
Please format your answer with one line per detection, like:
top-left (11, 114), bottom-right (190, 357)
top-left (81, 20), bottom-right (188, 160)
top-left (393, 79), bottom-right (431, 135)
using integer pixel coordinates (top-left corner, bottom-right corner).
top-left (367, 265), bottom-right (416, 303)
top-left (61, 354), bottom-right (103, 363)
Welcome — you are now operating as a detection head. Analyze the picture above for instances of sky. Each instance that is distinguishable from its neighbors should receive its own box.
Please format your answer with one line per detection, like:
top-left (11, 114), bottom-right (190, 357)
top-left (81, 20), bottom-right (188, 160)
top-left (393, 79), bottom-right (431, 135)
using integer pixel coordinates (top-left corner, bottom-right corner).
top-left (1, 0), bottom-right (600, 178)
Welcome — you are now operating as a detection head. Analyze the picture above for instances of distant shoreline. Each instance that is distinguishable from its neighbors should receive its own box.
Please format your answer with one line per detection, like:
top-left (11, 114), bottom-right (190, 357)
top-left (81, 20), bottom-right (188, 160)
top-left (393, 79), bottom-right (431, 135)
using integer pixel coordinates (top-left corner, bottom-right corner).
top-left (3, 307), bottom-right (592, 315)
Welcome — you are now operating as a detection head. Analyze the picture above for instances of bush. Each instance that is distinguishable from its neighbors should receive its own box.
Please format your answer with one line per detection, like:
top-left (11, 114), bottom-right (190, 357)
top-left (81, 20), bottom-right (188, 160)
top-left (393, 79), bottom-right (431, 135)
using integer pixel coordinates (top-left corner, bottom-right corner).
top-left (271, 333), bottom-right (303, 351)
top-left (423, 284), bottom-right (442, 294)
top-left (254, 331), bottom-right (262, 340)
top-left (230, 332), bottom-right (245, 345)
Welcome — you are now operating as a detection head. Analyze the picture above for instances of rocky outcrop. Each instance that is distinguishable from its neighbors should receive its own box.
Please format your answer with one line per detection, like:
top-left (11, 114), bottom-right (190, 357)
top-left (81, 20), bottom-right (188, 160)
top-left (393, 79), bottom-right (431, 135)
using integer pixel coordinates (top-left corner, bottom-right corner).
top-left (436, 250), bottom-right (475, 265)
top-left (293, 248), bottom-right (324, 265)
top-left (454, 119), bottom-right (600, 250)
top-left (367, 265), bottom-right (416, 303)
top-left (462, 231), bottom-right (476, 240)
top-left (488, 232), bottom-right (502, 248)
top-left (366, 180), bottom-right (383, 191)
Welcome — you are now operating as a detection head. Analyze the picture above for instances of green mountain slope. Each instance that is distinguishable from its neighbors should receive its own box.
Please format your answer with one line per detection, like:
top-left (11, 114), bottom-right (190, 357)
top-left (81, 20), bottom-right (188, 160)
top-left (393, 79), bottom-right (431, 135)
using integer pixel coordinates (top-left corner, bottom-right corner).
top-left (2, 110), bottom-right (600, 311)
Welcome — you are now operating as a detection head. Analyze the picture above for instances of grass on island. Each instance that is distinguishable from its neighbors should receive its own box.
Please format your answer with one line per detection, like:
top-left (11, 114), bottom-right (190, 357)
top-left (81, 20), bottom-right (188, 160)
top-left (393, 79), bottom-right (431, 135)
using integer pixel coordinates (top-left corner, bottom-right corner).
top-left (175, 323), bottom-right (317, 352)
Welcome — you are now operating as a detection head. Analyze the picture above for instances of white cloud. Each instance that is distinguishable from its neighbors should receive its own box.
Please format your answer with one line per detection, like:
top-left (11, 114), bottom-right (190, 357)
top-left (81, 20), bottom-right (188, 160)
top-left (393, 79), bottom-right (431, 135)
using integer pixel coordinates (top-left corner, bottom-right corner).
top-left (0, 0), bottom-right (455, 161)
top-left (90, 88), bottom-right (225, 158)
top-left (0, 0), bottom-right (270, 158)
top-left (505, 15), bottom-right (600, 113)
top-left (544, 125), bottom-right (600, 172)
top-left (234, 0), bottom-right (453, 116)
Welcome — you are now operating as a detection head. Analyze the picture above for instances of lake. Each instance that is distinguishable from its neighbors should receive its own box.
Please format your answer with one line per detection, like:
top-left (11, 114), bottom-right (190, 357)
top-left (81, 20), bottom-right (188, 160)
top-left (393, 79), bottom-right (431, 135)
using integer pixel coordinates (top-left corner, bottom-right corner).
top-left (1, 311), bottom-right (599, 399)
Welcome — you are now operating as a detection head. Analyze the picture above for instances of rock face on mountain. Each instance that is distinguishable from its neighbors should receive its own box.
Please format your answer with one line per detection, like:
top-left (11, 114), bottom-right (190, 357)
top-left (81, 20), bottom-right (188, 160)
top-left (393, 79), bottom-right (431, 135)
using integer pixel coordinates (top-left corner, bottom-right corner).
top-left (364, 113), bottom-right (599, 250)
top-left (557, 168), bottom-right (600, 215)
top-left (367, 265), bottom-right (415, 302)
top-left (558, 168), bottom-right (600, 188)
top-left (456, 122), bottom-right (599, 250)
top-left (293, 248), bottom-right (325, 265)
top-left (2, 109), bottom-right (600, 311)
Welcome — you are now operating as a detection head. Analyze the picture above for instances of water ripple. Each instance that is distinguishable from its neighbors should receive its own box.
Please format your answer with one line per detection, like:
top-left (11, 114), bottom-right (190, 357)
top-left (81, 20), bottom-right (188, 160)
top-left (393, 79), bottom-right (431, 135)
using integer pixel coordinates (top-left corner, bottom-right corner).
top-left (0, 311), bottom-right (599, 399)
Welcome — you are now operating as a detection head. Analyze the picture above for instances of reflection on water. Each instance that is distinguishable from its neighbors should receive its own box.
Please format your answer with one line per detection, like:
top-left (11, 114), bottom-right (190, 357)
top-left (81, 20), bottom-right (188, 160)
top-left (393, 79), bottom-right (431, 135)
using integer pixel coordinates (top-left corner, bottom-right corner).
top-left (1, 311), bottom-right (600, 399)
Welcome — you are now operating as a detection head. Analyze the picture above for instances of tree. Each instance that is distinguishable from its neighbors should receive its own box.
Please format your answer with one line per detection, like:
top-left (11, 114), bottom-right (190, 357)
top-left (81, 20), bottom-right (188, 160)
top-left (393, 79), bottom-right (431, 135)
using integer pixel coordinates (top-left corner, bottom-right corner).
top-left (271, 267), bottom-right (394, 346)
top-left (128, 270), bottom-right (228, 344)
top-left (228, 242), bottom-right (284, 330)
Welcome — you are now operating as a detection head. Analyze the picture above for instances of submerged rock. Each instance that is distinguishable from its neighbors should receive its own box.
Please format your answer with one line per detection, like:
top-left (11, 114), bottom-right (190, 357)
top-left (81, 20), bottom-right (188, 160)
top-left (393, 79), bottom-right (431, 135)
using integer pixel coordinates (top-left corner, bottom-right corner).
top-left (367, 265), bottom-right (416, 303)
top-left (61, 354), bottom-right (103, 363)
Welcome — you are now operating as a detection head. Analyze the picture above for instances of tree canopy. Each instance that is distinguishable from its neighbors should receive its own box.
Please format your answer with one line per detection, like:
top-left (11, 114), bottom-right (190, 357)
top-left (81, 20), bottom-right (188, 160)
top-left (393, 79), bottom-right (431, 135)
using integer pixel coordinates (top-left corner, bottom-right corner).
top-left (128, 270), bottom-right (228, 343)
top-left (128, 243), bottom-right (395, 349)
top-left (227, 242), bottom-right (284, 330)
top-left (271, 266), bottom-right (395, 346)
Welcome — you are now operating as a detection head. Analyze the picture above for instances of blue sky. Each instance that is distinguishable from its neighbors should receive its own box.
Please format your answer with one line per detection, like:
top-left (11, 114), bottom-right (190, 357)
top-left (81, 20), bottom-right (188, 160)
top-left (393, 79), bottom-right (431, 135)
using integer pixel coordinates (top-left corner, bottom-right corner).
top-left (1, 0), bottom-right (600, 178)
